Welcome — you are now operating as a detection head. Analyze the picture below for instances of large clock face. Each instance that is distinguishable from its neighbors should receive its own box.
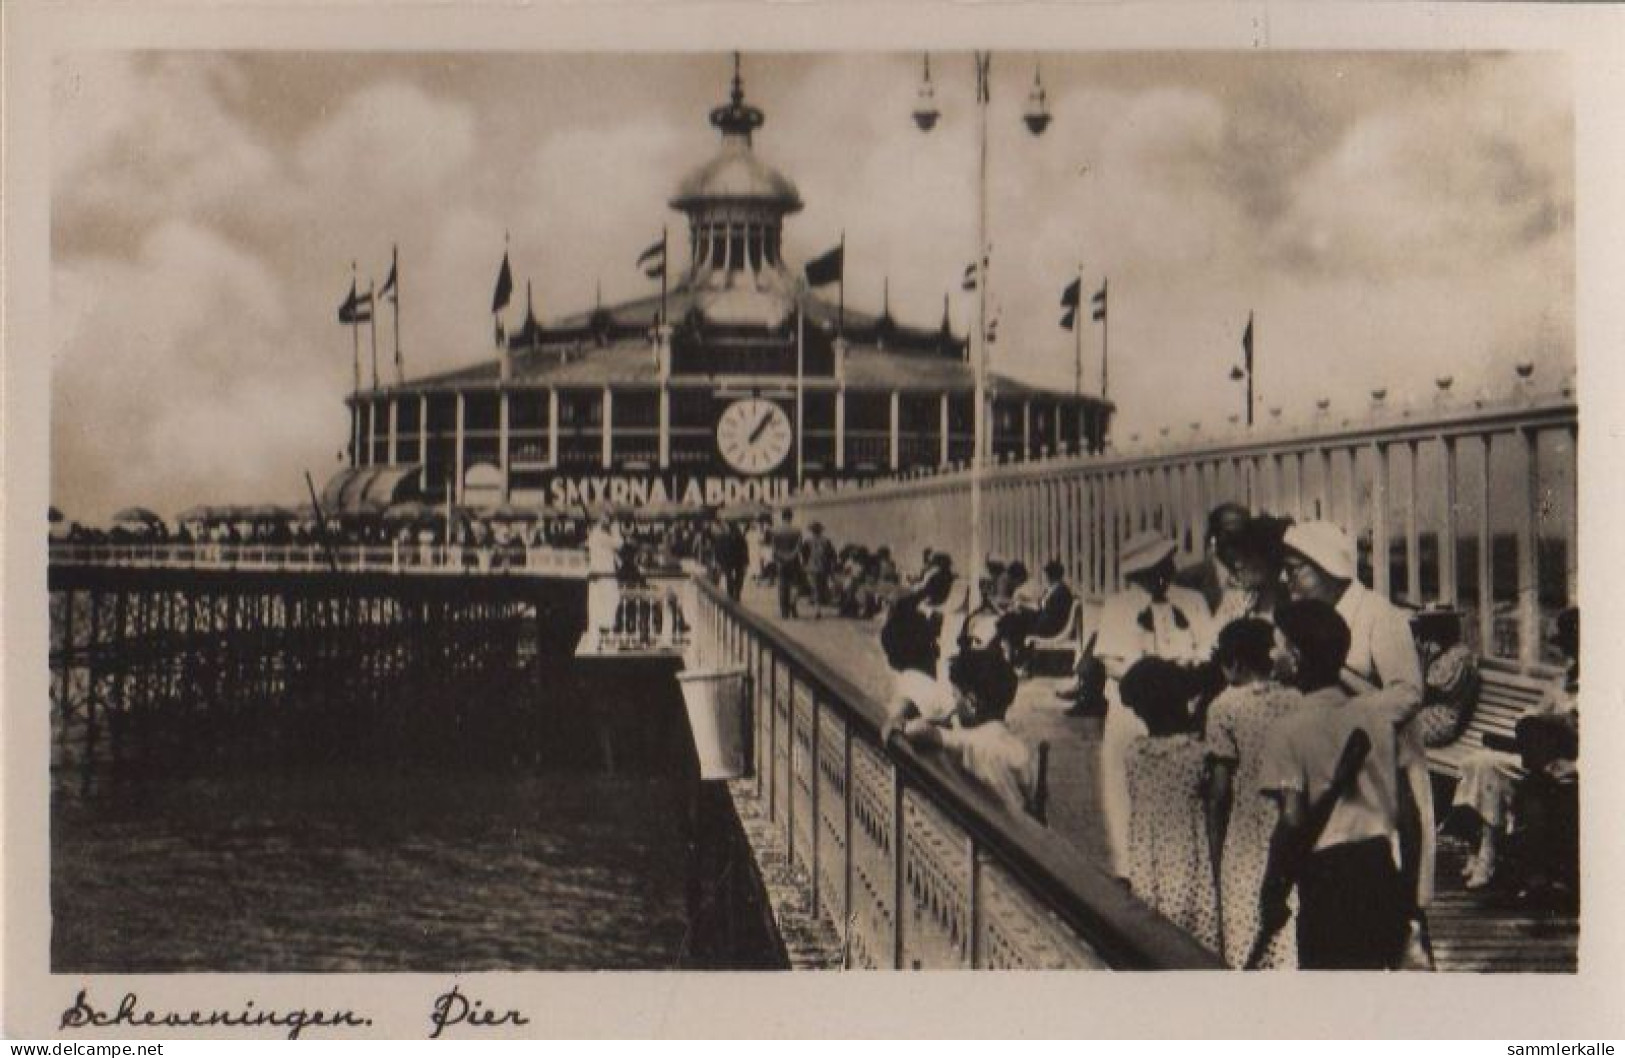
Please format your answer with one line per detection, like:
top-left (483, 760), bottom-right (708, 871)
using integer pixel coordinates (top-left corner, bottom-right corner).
top-left (716, 398), bottom-right (793, 475)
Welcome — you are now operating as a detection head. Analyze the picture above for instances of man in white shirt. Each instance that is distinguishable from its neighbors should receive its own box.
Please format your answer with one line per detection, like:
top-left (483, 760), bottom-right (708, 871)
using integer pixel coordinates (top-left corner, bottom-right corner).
top-left (1258, 598), bottom-right (1408, 969)
top-left (585, 515), bottom-right (624, 640)
top-left (1094, 530), bottom-right (1213, 877)
top-left (1281, 520), bottom-right (1434, 920)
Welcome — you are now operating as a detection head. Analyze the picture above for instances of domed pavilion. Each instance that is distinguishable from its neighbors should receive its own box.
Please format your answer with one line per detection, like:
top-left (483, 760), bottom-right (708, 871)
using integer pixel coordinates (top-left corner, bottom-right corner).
top-left (333, 57), bottom-right (1113, 515)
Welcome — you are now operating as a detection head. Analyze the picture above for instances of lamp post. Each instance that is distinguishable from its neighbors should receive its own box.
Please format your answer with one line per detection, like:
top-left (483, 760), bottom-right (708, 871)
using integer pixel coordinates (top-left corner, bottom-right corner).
top-left (913, 51), bottom-right (1050, 571)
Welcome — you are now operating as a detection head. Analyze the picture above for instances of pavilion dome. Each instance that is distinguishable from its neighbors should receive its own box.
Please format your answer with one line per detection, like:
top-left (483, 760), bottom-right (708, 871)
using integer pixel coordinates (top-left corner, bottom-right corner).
top-left (671, 142), bottom-right (803, 213)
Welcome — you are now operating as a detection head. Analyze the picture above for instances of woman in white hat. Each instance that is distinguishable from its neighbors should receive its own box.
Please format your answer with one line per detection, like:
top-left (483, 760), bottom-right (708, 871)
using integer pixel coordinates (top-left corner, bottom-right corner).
top-left (1094, 529), bottom-right (1214, 878)
top-left (1281, 520), bottom-right (1434, 949)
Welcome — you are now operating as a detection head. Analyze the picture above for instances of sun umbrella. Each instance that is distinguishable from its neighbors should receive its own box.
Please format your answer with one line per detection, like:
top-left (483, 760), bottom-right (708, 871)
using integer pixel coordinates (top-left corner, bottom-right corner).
top-left (382, 500), bottom-right (433, 524)
top-left (112, 506), bottom-right (164, 526)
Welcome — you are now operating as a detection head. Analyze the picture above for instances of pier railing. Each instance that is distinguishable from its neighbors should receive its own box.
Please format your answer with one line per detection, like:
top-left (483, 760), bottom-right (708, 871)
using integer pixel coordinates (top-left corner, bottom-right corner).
top-left (48, 541), bottom-right (590, 579)
top-left (687, 577), bottom-right (1223, 970)
top-left (794, 395), bottom-right (1577, 671)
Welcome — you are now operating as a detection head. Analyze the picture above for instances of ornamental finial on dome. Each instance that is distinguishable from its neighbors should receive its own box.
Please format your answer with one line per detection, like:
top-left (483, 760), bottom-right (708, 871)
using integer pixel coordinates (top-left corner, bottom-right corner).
top-left (710, 51), bottom-right (764, 143)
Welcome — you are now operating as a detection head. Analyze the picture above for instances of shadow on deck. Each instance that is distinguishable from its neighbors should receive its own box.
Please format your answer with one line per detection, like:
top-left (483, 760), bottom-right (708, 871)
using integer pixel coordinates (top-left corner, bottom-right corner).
top-left (736, 582), bottom-right (1577, 973)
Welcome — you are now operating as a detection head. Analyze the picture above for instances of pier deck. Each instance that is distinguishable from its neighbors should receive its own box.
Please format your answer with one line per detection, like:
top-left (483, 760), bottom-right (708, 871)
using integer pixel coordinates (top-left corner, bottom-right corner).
top-left (737, 583), bottom-right (1578, 973)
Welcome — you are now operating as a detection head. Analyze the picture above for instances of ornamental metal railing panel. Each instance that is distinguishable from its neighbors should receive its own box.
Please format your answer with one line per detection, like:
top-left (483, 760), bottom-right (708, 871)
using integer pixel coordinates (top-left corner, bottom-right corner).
top-left (686, 576), bottom-right (1219, 970)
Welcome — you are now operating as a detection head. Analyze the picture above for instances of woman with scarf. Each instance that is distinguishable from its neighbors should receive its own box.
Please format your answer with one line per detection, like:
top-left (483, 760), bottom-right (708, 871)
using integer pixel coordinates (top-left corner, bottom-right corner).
top-left (1094, 530), bottom-right (1214, 878)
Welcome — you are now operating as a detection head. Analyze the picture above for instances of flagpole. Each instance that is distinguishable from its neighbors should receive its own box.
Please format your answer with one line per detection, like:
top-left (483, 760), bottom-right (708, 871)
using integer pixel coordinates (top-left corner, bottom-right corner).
top-left (1100, 278), bottom-right (1110, 404)
top-left (350, 261), bottom-right (360, 401)
top-left (660, 225), bottom-right (668, 328)
top-left (971, 50), bottom-right (989, 574)
top-left (1073, 262), bottom-right (1083, 397)
top-left (368, 278), bottom-right (379, 391)
top-left (1246, 311), bottom-right (1255, 428)
top-left (796, 282), bottom-right (806, 490)
top-left (837, 230), bottom-right (845, 338)
top-left (392, 245), bottom-right (403, 385)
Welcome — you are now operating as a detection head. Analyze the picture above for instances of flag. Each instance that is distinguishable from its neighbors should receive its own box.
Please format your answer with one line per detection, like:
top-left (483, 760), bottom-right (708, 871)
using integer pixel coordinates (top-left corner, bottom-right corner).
top-left (337, 281), bottom-right (357, 324)
top-left (975, 52), bottom-right (991, 104)
top-left (637, 237), bottom-right (666, 280)
top-left (1091, 280), bottom-right (1108, 322)
top-left (1060, 277), bottom-right (1082, 308)
top-left (338, 280), bottom-right (373, 324)
top-left (379, 249), bottom-right (398, 303)
top-left (804, 243), bottom-right (844, 287)
top-left (492, 252), bottom-right (514, 314)
top-left (1061, 306), bottom-right (1077, 331)
top-left (1242, 313), bottom-right (1254, 371)
top-left (962, 251), bottom-right (991, 291)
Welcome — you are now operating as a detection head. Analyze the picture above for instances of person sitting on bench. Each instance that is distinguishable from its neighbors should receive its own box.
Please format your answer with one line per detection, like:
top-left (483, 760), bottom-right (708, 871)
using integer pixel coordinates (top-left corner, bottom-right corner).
top-left (995, 559), bottom-right (1076, 673)
top-left (1452, 607), bottom-right (1579, 899)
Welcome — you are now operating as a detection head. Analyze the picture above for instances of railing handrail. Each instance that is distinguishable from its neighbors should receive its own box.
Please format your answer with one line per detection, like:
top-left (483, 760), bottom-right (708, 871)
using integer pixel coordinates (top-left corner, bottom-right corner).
top-left (690, 575), bottom-right (1224, 970)
top-left (792, 394), bottom-right (1577, 507)
top-left (46, 540), bottom-right (592, 578)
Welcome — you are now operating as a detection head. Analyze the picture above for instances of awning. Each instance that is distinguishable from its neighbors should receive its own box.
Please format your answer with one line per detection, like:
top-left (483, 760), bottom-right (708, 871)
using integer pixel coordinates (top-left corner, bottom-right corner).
top-left (319, 464), bottom-right (423, 518)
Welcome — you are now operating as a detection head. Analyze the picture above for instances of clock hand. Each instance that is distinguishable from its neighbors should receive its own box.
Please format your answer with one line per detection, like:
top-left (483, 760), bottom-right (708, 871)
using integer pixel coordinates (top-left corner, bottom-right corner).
top-left (747, 410), bottom-right (775, 444)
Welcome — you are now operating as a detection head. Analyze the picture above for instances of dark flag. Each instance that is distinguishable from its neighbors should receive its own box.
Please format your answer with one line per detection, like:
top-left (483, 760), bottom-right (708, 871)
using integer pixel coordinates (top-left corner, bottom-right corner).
top-left (1242, 313), bottom-right (1254, 371)
top-left (975, 52), bottom-right (991, 104)
top-left (638, 236), bottom-right (666, 279)
top-left (492, 252), bottom-right (514, 314)
top-left (804, 243), bottom-right (844, 287)
top-left (962, 251), bottom-right (991, 291)
top-left (1060, 277), bottom-right (1082, 308)
top-left (337, 281), bottom-right (358, 324)
top-left (1060, 276), bottom-right (1082, 330)
top-left (338, 281), bottom-right (373, 324)
top-left (1091, 280), bottom-right (1108, 322)
top-left (379, 250), bottom-right (398, 303)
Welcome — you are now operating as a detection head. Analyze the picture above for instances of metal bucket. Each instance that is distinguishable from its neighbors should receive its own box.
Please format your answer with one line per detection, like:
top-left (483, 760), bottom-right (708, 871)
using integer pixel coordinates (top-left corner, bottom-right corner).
top-left (676, 667), bottom-right (752, 780)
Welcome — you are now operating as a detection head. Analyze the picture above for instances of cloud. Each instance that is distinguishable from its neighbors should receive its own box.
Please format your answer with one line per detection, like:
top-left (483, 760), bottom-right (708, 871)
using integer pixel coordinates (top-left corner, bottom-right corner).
top-left (49, 51), bottom-right (1574, 523)
top-left (53, 54), bottom-right (278, 253)
top-left (53, 221), bottom-right (340, 521)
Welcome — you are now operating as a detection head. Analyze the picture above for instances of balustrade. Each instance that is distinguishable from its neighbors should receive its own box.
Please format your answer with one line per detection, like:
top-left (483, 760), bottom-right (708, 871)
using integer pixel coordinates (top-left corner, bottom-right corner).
top-left (686, 577), bottom-right (1219, 969)
top-left (793, 396), bottom-right (1576, 671)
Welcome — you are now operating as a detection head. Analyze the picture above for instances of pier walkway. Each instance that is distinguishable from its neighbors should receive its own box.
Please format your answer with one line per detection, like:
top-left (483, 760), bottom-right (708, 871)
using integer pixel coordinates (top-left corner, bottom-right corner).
top-left (728, 582), bottom-right (1577, 972)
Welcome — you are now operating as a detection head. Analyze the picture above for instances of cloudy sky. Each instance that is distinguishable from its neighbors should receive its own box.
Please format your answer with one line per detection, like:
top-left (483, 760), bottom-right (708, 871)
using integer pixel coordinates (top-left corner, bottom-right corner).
top-left (50, 50), bottom-right (1572, 523)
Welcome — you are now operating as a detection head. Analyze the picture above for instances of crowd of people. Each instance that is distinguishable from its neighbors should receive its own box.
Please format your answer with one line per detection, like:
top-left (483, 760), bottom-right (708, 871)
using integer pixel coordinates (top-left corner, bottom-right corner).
top-left (783, 500), bottom-right (1580, 971)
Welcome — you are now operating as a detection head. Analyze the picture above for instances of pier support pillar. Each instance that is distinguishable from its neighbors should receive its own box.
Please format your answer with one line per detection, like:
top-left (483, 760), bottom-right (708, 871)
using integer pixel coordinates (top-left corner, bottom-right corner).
top-left (888, 390), bottom-right (900, 471)
top-left (602, 387), bottom-right (614, 470)
top-left (659, 386), bottom-right (671, 469)
top-left (548, 389), bottom-right (560, 468)
top-left (454, 393), bottom-right (466, 503)
top-left (499, 391), bottom-right (511, 502)
top-left (835, 390), bottom-right (846, 472)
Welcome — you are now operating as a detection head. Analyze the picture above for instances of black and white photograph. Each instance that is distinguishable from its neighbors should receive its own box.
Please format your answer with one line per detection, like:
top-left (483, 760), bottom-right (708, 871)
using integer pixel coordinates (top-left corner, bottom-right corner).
top-left (5, 0), bottom-right (1623, 1041)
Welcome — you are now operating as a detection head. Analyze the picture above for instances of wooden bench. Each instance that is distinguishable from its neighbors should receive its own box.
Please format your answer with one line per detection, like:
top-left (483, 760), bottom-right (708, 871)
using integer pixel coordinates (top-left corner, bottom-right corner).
top-left (1426, 660), bottom-right (1556, 780)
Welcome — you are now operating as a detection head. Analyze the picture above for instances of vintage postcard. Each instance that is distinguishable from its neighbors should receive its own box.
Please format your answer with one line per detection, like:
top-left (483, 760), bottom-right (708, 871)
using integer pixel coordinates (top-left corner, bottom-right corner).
top-left (4, 0), bottom-right (1624, 1040)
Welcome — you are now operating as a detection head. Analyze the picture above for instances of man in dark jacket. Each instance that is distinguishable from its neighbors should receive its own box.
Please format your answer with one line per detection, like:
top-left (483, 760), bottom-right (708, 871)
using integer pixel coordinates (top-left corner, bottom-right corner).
top-left (711, 516), bottom-right (749, 601)
top-left (770, 510), bottom-right (804, 619)
top-left (996, 559), bottom-right (1075, 672)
